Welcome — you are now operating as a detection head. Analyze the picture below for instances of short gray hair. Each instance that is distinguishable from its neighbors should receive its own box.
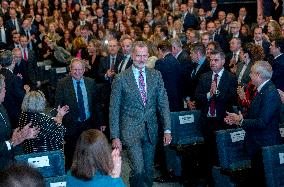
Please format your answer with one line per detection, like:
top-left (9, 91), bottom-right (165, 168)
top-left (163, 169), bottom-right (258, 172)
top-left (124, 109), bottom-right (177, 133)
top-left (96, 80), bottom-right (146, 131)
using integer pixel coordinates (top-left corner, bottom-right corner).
top-left (170, 38), bottom-right (182, 49)
top-left (132, 41), bottom-right (148, 54)
top-left (252, 61), bottom-right (273, 80)
top-left (21, 91), bottom-right (46, 113)
top-left (0, 50), bottom-right (13, 67)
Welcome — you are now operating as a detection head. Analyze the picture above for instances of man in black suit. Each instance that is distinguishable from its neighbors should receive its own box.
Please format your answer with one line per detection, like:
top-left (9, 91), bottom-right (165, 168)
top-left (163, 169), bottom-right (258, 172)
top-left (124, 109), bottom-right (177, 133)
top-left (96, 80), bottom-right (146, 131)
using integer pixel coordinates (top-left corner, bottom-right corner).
top-left (117, 36), bottom-right (133, 73)
top-left (195, 50), bottom-right (237, 184)
top-left (171, 37), bottom-right (192, 99)
top-left (0, 16), bottom-right (8, 49)
top-left (187, 42), bottom-right (211, 109)
top-left (253, 27), bottom-right (270, 58)
top-left (0, 48), bottom-right (28, 128)
top-left (0, 52), bottom-right (39, 170)
top-left (207, 0), bottom-right (220, 21)
top-left (55, 58), bottom-right (103, 170)
top-left (5, 8), bottom-right (21, 34)
top-left (225, 61), bottom-right (282, 187)
top-left (270, 38), bottom-right (284, 91)
top-left (237, 7), bottom-right (252, 26)
top-left (14, 35), bottom-right (39, 89)
top-left (155, 41), bottom-right (183, 112)
top-left (7, 32), bottom-right (21, 50)
top-left (225, 37), bottom-right (242, 72)
top-left (95, 7), bottom-right (107, 27)
top-left (207, 21), bottom-right (227, 52)
top-left (180, 3), bottom-right (198, 31)
top-left (227, 21), bottom-right (251, 45)
top-left (19, 19), bottom-right (38, 51)
top-left (153, 41), bottom-right (183, 183)
top-left (76, 11), bottom-right (92, 30)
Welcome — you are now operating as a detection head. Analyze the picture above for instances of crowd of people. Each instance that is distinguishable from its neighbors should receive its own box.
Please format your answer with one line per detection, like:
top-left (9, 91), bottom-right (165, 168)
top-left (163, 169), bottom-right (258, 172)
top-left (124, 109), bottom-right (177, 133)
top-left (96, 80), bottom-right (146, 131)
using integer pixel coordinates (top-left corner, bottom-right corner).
top-left (0, 0), bottom-right (284, 186)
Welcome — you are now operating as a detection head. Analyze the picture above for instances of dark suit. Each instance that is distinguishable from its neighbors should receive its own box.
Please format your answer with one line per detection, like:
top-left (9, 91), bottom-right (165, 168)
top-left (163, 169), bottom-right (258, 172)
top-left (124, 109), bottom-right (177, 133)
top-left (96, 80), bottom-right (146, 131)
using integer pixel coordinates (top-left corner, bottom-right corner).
top-left (1, 68), bottom-right (25, 128)
top-left (13, 49), bottom-right (39, 88)
top-left (236, 61), bottom-right (253, 86)
top-left (242, 80), bottom-right (281, 186)
top-left (98, 54), bottom-right (124, 83)
top-left (117, 55), bottom-right (133, 73)
top-left (155, 53), bottom-right (183, 112)
top-left (183, 12), bottom-right (198, 31)
top-left (195, 70), bottom-right (238, 126)
top-left (55, 76), bottom-right (103, 169)
top-left (195, 69), bottom-right (237, 178)
top-left (186, 58), bottom-right (211, 100)
top-left (271, 54), bottom-right (284, 91)
top-left (109, 67), bottom-right (171, 187)
top-left (0, 104), bottom-right (14, 170)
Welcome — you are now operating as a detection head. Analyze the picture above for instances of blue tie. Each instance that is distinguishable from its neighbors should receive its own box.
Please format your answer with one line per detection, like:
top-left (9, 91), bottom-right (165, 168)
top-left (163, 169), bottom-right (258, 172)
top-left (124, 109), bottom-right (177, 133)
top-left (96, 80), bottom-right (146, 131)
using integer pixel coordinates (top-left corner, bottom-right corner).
top-left (77, 81), bottom-right (86, 121)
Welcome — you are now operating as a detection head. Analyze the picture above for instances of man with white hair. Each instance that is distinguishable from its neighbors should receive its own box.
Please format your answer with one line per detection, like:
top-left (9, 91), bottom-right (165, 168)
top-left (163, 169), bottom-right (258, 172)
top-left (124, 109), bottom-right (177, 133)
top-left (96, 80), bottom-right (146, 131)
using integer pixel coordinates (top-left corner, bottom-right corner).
top-left (225, 61), bottom-right (282, 187)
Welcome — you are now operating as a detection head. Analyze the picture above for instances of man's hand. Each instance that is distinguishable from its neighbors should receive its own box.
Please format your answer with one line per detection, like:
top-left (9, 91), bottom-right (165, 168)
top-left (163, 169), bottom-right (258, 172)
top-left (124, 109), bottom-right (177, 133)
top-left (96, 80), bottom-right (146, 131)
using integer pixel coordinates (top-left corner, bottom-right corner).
top-left (106, 69), bottom-right (116, 78)
top-left (224, 111), bottom-right (243, 126)
top-left (23, 85), bottom-right (30, 93)
top-left (11, 122), bottom-right (40, 146)
top-left (110, 148), bottom-right (122, 178)
top-left (237, 85), bottom-right (246, 100)
top-left (163, 133), bottom-right (172, 146)
top-left (112, 138), bottom-right (122, 151)
top-left (210, 81), bottom-right (217, 97)
top-left (187, 100), bottom-right (196, 110)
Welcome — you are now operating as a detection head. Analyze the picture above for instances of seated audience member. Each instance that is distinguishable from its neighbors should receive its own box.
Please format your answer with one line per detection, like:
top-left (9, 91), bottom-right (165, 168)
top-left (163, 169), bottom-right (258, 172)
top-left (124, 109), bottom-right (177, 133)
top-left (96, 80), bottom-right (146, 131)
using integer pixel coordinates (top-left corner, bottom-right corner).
top-left (0, 163), bottom-right (45, 187)
top-left (67, 129), bottom-right (125, 187)
top-left (18, 91), bottom-right (69, 154)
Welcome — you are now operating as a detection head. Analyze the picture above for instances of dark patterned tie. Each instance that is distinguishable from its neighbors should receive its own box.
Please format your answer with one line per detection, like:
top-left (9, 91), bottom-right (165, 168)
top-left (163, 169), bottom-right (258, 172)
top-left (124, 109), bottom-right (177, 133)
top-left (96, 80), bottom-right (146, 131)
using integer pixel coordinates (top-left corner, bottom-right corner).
top-left (138, 70), bottom-right (147, 106)
top-left (77, 81), bottom-right (86, 121)
top-left (209, 74), bottom-right (218, 116)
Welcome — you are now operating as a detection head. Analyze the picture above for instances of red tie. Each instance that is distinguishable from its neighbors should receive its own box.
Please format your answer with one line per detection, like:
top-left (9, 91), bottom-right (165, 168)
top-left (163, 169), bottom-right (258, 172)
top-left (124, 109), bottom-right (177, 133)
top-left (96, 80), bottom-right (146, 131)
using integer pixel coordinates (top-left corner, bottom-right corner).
top-left (24, 50), bottom-right (28, 61)
top-left (209, 74), bottom-right (218, 116)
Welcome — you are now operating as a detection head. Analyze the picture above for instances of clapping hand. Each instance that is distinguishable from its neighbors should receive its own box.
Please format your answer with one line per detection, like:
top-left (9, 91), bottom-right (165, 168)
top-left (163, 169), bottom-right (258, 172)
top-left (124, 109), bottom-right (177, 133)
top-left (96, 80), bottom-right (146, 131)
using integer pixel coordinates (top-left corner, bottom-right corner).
top-left (57, 105), bottom-right (69, 117)
top-left (210, 81), bottom-right (217, 97)
top-left (11, 122), bottom-right (40, 147)
top-left (237, 85), bottom-right (246, 100)
top-left (224, 111), bottom-right (243, 126)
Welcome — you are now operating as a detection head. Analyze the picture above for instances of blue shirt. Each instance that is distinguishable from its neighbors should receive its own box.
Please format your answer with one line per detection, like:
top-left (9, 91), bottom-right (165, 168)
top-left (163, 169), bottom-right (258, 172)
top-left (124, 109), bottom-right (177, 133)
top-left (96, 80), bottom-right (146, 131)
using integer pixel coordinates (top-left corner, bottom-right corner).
top-left (67, 171), bottom-right (126, 187)
top-left (72, 78), bottom-right (90, 121)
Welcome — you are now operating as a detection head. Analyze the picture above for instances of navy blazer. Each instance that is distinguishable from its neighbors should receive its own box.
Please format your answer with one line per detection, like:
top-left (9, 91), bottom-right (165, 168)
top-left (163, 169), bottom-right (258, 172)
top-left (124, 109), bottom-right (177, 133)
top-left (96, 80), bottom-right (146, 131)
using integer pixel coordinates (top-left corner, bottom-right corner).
top-left (243, 81), bottom-right (281, 157)
top-left (155, 53), bottom-right (183, 112)
top-left (0, 105), bottom-right (14, 170)
top-left (183, 12), bottom-right (198, 31)
top-left (1, 68), bottom-right (25, 128)
top-left (271, 54), bottom-right (284, 91)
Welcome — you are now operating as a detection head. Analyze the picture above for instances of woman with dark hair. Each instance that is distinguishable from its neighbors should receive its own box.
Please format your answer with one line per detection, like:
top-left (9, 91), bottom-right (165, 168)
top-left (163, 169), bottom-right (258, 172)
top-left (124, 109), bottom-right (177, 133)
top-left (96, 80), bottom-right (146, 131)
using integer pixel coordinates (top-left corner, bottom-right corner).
top-left (67, 129), bottom-right (125, 187)
top-left (237, 43), bottom-right (265, 114)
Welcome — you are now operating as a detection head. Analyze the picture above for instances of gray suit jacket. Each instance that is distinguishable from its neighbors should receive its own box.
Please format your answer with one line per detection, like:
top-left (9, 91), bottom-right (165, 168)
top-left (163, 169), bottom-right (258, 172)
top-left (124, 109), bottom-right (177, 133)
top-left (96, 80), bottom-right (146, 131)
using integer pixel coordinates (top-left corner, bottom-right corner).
top-left (55, 76), bottom-right (103, 136)
top-left (109, 67), bottom-right (171, 146)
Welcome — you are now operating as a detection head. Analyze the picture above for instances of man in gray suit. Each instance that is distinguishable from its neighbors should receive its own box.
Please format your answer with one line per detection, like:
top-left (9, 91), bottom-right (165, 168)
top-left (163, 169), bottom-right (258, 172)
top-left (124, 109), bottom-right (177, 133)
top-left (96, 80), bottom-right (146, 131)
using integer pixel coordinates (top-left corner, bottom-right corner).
top-left (109, 41), bottom-right (172, 187)
top-left (55, 58), bottom-right (103, 170)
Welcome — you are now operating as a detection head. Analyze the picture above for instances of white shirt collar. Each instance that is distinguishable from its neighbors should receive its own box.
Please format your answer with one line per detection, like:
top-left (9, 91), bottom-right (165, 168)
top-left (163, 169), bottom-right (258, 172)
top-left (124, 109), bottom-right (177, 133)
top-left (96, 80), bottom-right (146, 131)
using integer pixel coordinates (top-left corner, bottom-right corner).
top-left (257, 79), bottom-right (269, 92)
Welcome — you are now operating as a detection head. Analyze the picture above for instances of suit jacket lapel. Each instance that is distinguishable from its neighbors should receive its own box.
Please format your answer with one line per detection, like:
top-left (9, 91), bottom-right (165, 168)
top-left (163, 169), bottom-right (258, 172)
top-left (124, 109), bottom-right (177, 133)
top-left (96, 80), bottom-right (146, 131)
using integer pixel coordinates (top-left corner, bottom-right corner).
top-left (84, 77), bottom-right (92, 108)
top-left (146, 68), bottom-right (154, 102)
top-left (125, 68), bottom-right (144, 106)
top-left (66, 77), bottom-right (78, 110)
